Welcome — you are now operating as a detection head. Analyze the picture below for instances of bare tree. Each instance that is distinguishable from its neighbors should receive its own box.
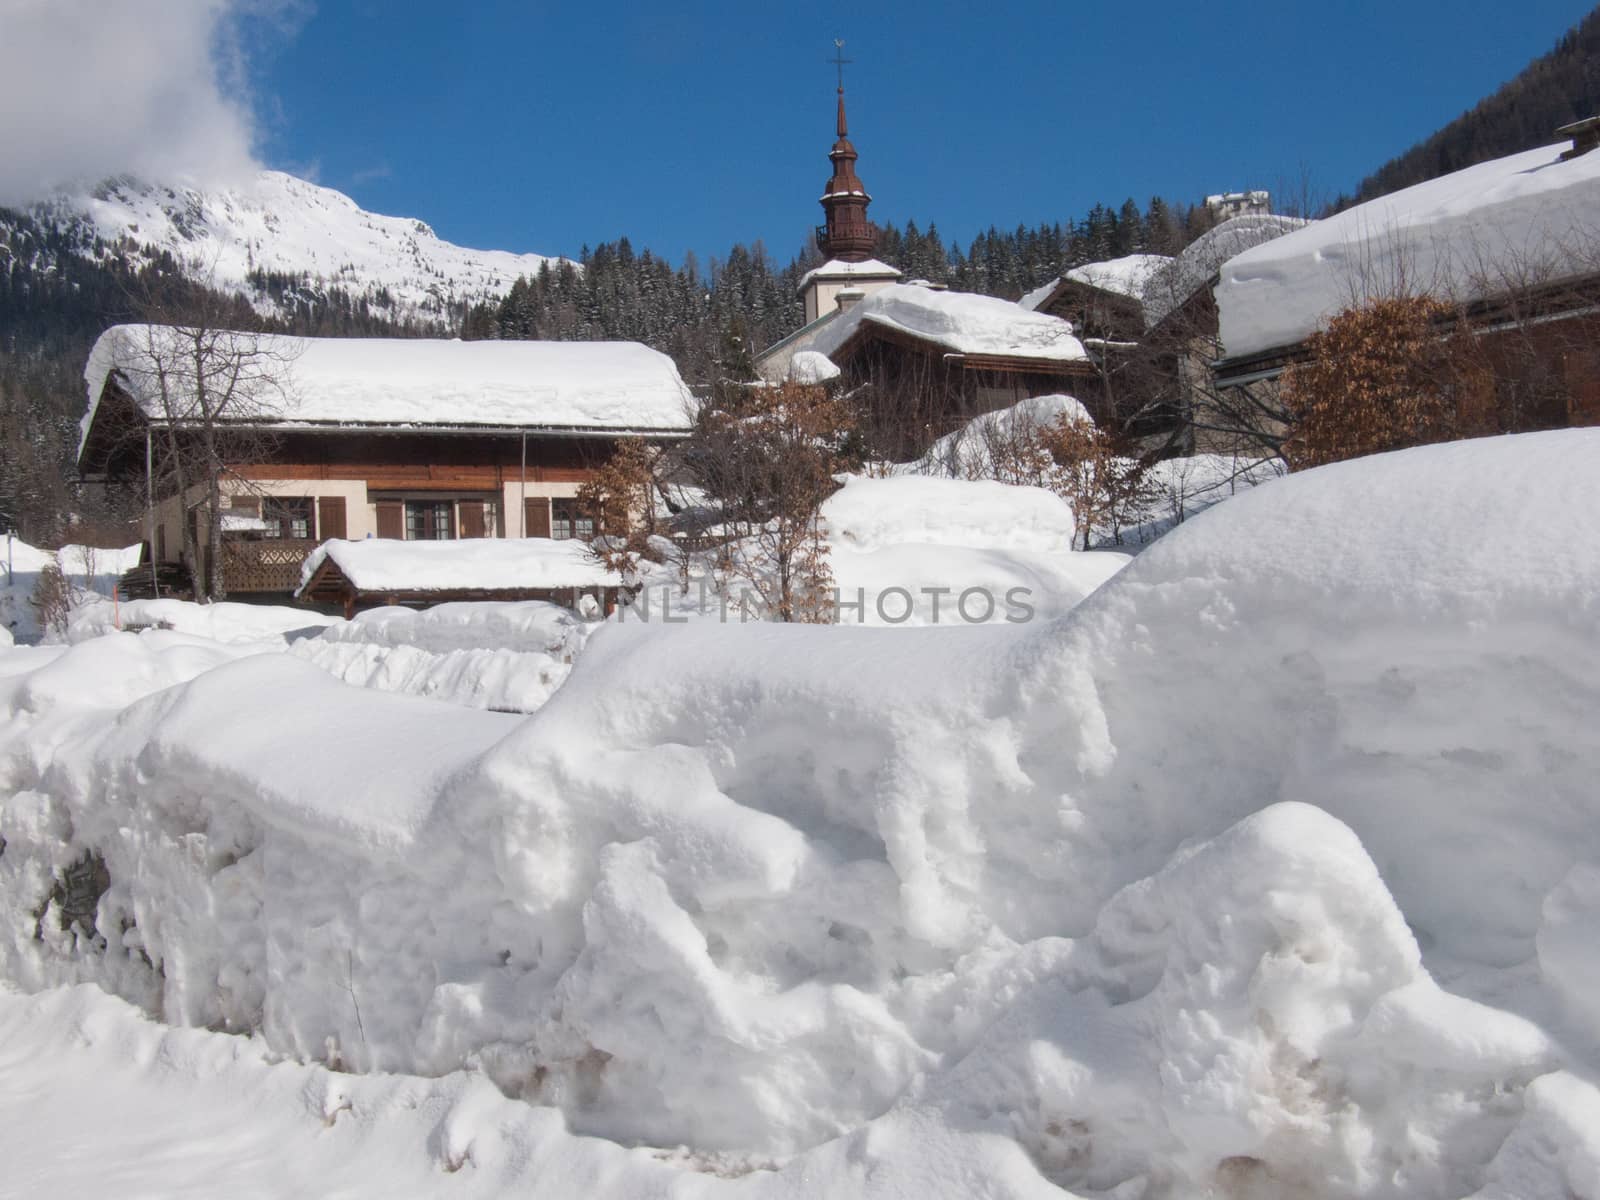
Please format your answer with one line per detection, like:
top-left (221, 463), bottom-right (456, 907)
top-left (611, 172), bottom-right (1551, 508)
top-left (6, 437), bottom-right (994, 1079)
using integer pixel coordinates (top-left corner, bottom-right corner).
top-left (105, 312), bottom-right (299, 600)
top-left (684, 381), bottom-right (856, 622)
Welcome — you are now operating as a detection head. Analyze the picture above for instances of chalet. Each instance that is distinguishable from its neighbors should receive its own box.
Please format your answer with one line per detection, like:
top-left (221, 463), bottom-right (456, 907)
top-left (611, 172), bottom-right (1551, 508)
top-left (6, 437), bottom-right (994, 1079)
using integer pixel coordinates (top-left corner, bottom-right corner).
top-left (1213, 120), bottom-right (1600, 429)
top-left (755, 76), bottom-right (1092, 457)
top-left (800, 282), bottom-right (1095, 457)
top-left (1022, 214), bottom-right (1305, 453)
top-left (1018, 254), bottom-right (1172, 343)
top-left (77, 328), bottom-right (695, 598)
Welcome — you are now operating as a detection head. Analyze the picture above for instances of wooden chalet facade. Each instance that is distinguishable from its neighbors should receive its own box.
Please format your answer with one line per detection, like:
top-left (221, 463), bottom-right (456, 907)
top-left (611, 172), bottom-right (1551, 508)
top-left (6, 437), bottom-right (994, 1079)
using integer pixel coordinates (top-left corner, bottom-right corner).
top-left (77, 330), bottom-right (694, 600)
top-left (808, 294), bottom-right (1101, 459)
top-left (1213, 263), bottom-right (1600, 434)
top-left (1212, 122), bottom-right (1600, 442)
top-left (1021, 225), bottom-right (1309, 456)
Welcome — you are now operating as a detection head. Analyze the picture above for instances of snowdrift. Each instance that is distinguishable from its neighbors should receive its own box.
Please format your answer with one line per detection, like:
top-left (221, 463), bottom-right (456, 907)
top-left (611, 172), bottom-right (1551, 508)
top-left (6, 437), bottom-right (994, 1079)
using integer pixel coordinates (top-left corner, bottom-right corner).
top-left (6, 430), bottom-right (1600, 1197)
top-left (0, 540), bottom-right (141, 642)
top-left (289, 600), bottom-right (592, 712)
top-left (821, 473), bottom-right (1128, 624)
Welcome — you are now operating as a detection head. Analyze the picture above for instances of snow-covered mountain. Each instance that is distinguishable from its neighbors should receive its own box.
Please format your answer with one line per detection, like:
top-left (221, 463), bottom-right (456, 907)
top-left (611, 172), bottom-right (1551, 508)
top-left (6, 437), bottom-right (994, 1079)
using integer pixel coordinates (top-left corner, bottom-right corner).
top-left (24, 170), bottom-right (565, 327)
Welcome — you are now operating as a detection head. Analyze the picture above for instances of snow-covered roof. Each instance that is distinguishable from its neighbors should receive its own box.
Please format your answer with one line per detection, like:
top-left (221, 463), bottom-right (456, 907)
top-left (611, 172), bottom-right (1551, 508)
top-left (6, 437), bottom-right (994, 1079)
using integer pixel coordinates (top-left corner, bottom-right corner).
top-left (811, 284), bottom-right (1088, 364)
top-left (1066, 253), bottom-right (1176, 302)
top-left (1019, 253), bottom-right (1176, 314)
top-left (1015, 222), bottom-right (1304, 332)
top-left (1143, 214), bottom-right (1307, 329)
top-left (798, 258), bottom-right (903, 291)
top-left (82, 327), bottom-right (696, 455)
top-left (298, 537), bottom-right (622, 596)
top-left (1217, 141), bottom-right (1600, 360)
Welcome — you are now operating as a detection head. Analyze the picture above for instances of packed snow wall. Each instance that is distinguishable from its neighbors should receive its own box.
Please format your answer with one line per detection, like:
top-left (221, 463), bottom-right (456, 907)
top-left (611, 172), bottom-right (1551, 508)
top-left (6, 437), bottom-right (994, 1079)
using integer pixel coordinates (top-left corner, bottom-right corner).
top-left (4, 430), bottom-right (1600, 1197)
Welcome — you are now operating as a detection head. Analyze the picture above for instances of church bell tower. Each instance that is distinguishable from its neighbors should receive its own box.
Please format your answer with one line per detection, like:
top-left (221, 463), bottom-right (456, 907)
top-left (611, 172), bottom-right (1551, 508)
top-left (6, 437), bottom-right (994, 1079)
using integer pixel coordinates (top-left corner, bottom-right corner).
top-left (818, 52), bottom-right (877, 261)
top-left (801, 42), bottom-right (901, 324)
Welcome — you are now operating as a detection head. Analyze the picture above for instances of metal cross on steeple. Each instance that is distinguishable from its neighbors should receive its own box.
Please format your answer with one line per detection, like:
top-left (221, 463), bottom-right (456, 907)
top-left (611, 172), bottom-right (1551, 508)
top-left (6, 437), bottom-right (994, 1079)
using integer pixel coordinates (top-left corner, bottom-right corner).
top-left (830, 39), bottom-right (851, 92)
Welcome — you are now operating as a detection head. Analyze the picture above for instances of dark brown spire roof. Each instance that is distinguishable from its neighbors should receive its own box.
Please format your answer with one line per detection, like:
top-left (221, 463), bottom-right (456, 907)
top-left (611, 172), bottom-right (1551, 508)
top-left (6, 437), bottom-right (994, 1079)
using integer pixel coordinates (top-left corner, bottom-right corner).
top-left (818, 84), bottom-right (878, 262)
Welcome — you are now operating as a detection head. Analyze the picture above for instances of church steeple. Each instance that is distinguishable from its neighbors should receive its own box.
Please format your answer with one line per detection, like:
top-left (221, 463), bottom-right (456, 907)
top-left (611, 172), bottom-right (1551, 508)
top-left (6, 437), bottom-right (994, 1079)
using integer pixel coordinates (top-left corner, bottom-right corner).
top-left (818, 41), bottom-right (877, 262)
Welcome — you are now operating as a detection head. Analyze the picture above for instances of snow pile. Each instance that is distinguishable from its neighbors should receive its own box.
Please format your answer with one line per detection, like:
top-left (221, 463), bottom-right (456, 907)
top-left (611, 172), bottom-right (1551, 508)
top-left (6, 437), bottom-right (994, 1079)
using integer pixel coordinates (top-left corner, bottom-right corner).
top-left (913, 392), bottom-right (1092, 478)
top-left (821, 473), bottom-right (1127, 624)
top-left (786, 349), bottom-right (840, 385)
top-left (905, 395), bottom-right (1279, 548)
top-left (84, 327), bottom-right (697, 440)
top-left (298, 537), bottom-right (624, 595)
top-left (825, 473), bottom-right (1077, 554)
top-left (1217, 141), bottom-right (1600, 359)
top-left (0, 540), bottom-right (141, 643)
top-left (66, 597), bottom-right (336, 644)
top-left (30, 169), bottom-right (566, 328)
top-left (812, 283), bottom-right (1088, 362)
top-left (6, 430), bottom-right (1600, 1195)
top-left (290, 601), bottom-right (590, 713)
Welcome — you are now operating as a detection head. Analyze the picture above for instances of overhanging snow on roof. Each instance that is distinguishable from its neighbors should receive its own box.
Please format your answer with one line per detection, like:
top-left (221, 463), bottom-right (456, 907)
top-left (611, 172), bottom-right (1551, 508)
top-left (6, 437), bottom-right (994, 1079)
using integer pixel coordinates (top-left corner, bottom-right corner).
top-left (797, 258), bottom-right (903, 292)
top-left (811, 283), bottom-right (1088, 365)
top-left (1216, 142), bottom-right (1600, 360)
top-left (80, 327), bottom-right (697, 462)
top-left (298, 537), bottom-right (622, 599)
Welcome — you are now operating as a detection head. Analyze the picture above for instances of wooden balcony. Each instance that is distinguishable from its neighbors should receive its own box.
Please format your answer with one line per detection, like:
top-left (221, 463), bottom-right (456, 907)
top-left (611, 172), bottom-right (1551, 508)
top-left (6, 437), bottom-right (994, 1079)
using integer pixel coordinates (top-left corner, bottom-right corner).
top-left (221, 538), bottom-right (318, 594)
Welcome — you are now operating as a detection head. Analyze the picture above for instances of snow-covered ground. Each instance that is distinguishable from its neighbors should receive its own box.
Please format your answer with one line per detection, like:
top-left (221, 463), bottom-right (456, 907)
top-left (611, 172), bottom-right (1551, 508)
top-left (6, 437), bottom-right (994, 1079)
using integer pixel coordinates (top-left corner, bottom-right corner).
top-left (289, 601), bottom-right (593, 713)
top-left (904, 394), bottom-right (1284, 549)
top-left (4, 430), bottom-right (1600, 1197)
top-left (822, 473), bottom-right (1128, 624)
top-left (0, 540), bottom-right (142, 643)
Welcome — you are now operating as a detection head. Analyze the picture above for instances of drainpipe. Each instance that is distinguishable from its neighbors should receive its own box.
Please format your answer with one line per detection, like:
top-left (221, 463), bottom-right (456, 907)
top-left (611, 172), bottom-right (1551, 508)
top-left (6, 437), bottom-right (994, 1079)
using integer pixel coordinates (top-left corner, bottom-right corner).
top-left (146, 428), bottom-right (158, 596)
top-left (520, 432), bottom-right (528, 537)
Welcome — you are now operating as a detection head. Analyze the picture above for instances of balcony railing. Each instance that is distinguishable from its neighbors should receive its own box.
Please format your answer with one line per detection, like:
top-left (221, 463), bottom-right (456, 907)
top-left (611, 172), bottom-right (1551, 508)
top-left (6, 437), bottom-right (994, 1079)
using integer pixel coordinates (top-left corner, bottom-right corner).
top-left (221, 538), bottom-right (318, 594)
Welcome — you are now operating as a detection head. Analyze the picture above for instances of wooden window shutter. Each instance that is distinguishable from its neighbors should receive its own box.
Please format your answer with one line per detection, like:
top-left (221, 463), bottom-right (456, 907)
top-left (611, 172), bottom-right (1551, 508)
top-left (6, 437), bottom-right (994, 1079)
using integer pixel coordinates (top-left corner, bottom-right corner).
top-left (317, 496), bottom-right (347, 541)
top-left (375, 500), bottom-right (403, 540)
top-left (459, 499), bottom-right (486, 539)
top-left (524, 497), bottom-right (551, 538)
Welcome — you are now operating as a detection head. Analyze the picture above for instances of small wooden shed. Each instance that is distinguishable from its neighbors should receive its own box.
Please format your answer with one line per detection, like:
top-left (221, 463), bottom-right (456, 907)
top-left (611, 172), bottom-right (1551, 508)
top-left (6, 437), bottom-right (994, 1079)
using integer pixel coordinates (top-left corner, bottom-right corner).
top-left (296, 537), bottom-right (631, 619)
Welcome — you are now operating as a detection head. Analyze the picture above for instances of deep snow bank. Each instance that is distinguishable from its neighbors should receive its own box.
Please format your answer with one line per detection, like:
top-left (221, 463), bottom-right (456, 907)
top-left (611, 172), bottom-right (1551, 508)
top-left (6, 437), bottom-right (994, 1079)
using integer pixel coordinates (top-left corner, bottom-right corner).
top-left (289, 600), bottom-right (591, 712)
top-left (0, 540), bottom-right (140, 642)
top-left (821, 474), bottom-right (1128, 624)
top-left (6, 430), bottom-right (1600, 1197)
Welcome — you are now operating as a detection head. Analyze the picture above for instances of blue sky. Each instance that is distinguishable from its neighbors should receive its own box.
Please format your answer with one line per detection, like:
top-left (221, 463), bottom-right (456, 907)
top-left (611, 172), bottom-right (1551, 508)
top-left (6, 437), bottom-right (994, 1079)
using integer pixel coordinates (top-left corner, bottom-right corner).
top-left (242, 1), bottom-right (1596, 267)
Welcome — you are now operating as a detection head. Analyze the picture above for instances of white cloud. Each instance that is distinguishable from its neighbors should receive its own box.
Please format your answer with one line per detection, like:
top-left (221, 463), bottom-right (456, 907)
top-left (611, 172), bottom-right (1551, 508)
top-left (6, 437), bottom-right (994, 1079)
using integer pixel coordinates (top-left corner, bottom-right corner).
top-left (0, 0), bottom-right (286, 205)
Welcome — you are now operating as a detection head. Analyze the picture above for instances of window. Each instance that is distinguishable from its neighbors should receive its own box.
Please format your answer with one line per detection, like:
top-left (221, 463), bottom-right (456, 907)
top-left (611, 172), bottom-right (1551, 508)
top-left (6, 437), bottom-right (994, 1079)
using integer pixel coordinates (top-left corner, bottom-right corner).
top-left (262, 497), bottom-right (313, 540)
top-left (405, 499), bottom-right (453, 540)
top-left (551, 498), bottom-right (595, 541)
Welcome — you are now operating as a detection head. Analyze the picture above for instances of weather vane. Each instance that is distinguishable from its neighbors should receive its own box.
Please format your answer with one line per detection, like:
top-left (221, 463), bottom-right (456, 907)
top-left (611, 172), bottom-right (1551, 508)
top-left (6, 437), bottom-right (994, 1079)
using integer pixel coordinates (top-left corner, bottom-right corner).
top-left (830, 38), bottom-right (852, 91)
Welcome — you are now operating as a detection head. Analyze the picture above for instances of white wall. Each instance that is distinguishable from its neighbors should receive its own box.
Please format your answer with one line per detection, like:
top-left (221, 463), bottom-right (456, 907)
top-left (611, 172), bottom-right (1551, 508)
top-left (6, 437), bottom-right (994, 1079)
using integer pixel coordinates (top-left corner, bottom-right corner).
top-left (803, 274), bottom-right (899, 325)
